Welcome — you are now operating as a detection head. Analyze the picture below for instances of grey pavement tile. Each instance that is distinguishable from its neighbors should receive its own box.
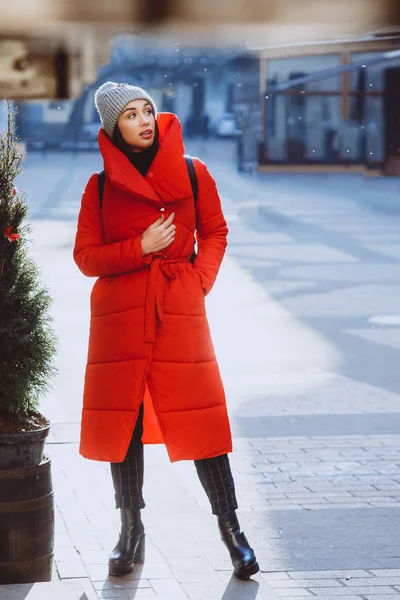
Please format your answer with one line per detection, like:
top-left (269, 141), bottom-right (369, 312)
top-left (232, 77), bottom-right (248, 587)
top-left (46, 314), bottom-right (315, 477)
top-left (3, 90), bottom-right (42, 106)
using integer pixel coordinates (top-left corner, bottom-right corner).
top-left (55, 532), bottom-right (77, 549)
top-left (288, 572), bottom-right (373, 579)
top-left (369, 504), bottom-right (400, 508)
top-left (55, 548), bottom-right (83, 562)
top-left (250, 493), bottom-right (289, 500)
top-left (341, 579), bottom-right (400, 587)
top-left (263, 562), bottom-right (386, 572)
top-left (93, 580), bottom-right (152, 591)
top-left (181, 578), bottom-right (263, 600)
top-left (362, 597), bottom-right (400, 600)
top-left (261, 573), bottom-right (293, 581)
top-left (266, 485), bottom-right (311, 493)
top-left (167, 556), bottom-right (220, 583)
top-left (253, 504), bottom-right (301, 511)
top-left (95, 530), bottom-right (120, 551)
top-left (268, 580), bottom-right (344, 588)
top-left (61, 579), bottom-right (98, 600)
top-left (301, 503), bottom-right (372, 509)
top-left (298, 503), bottom-right (369, 510)
top-left (310, 588), bottom-right (397, 595)
top-left (371, 572), bottom-right (400, 577)
top-left (263, 454), bottom-right (298, 463)
top-left (56, 560), bottom-right (89, 579)
top-left (268, 498), bottom-right (329, 506)
top-left (97, 590), bottom-right (155, 598)
top-left (253, 463), bottom-right (301, 473)
top-left (180, 584), bottom-right (224, 600)
top-left (205, 556), bottom-right (237, 571)
top-left (87, 564), bottom-right (173, 582)
top-left (169, 567), bottom-right (220, 584)
top-left (59, 510), bottom-right (92, 531)
top-left (368, 539), bottom-right (400, 548)
top-left (286, 493), bottom-right (353, 500)
top-left (325, 497), bottom-right (379, 504)
top-left (77, 550), bottom-right (113, 565)
top-left (68, 531), bottom-right (104, 552)
top-left (149, 579), bottom-right (188, 599)
top-left (297, 598), bottom-right (363, 600)
top-left (305, 485), bottom-right (378, 492)
top-left (253, 474), bottom-right (295, 484)
top-left (375, 562), bottom-right (400, 570)
top-left (274, 589), bottom-right (314, 596)
top-left (343, 493), bottom-right (398, 499)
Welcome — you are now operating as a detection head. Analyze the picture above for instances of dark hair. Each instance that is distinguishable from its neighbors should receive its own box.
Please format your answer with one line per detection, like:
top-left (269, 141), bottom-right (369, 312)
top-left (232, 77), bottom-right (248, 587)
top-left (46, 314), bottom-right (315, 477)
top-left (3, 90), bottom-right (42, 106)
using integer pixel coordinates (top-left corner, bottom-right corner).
top-left (112, 125), bottom-right (132, 153)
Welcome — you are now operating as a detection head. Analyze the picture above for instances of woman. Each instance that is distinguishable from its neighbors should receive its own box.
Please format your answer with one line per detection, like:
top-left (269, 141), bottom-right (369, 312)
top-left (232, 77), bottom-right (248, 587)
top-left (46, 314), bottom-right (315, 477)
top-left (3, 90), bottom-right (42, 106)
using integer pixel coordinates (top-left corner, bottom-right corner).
top-left (73, 81), bottom-right (259, 580)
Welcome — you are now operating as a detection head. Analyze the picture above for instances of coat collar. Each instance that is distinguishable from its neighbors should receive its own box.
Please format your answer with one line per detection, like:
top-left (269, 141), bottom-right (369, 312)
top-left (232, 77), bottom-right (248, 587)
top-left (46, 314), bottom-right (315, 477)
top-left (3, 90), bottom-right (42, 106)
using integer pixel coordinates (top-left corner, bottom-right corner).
top-left (98, 113), bottom-right (193, 206)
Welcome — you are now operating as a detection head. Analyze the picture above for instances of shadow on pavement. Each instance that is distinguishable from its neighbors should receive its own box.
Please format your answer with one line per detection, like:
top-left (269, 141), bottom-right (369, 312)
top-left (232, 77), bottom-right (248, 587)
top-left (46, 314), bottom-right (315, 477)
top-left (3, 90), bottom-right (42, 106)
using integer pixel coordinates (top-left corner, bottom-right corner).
top-left (222, 575), bottom-right (260, 599)
top-left (101, 564), bottom-right (144, 599)
top-left (1, 585), bottom-right (34, 600)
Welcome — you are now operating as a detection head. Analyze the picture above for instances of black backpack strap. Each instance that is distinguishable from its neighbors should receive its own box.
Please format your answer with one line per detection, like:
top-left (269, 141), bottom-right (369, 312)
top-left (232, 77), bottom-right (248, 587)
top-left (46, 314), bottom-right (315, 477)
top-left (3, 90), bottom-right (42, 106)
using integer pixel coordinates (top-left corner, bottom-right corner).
top-left (185, 156), bottom-right (199, 264)
top-left (97, 169), bottom-right (105, 209)
top-left (184, 156), bottom-right (198, 205)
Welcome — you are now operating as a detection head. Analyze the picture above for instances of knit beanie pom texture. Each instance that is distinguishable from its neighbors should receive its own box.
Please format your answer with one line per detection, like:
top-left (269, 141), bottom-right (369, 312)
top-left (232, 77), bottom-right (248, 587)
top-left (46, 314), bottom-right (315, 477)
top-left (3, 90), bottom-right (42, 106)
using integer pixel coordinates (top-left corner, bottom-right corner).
top-left (94, 81), bottom-right (157, 139)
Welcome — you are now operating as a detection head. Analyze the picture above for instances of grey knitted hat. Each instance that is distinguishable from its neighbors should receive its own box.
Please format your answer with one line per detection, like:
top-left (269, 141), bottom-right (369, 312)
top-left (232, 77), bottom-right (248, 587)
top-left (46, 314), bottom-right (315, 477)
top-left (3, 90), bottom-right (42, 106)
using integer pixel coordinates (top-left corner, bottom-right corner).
top-left (94, 81), bottom-right (157, 139)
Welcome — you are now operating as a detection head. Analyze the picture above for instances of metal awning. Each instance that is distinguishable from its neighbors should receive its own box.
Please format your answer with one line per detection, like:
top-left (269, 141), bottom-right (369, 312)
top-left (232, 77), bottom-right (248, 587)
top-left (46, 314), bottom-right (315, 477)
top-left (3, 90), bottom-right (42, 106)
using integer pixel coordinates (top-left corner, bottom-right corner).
top-left (269, 47), bottom-right (400, 91)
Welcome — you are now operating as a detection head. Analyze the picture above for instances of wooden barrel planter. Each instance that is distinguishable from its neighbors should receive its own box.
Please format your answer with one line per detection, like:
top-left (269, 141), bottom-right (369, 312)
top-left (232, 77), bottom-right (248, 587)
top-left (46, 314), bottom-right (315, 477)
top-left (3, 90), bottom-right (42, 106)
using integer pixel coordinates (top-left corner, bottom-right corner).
top-left (0, 425), bottom-right (54, 584)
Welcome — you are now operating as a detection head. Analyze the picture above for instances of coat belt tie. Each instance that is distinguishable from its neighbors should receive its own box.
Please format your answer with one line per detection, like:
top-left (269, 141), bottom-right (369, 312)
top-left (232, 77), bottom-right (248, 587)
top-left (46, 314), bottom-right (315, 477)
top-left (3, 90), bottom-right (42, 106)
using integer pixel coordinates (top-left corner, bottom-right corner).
top-left (144, 256), bottom-right (191, 343)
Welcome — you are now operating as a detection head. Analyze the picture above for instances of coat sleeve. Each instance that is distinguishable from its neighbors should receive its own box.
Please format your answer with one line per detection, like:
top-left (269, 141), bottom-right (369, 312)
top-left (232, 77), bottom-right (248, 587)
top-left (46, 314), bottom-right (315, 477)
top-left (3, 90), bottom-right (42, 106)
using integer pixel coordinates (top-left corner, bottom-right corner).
top-left (192, 160), bottom-right (228, 296)
top-left (73, 173), bottom-right (152, 278)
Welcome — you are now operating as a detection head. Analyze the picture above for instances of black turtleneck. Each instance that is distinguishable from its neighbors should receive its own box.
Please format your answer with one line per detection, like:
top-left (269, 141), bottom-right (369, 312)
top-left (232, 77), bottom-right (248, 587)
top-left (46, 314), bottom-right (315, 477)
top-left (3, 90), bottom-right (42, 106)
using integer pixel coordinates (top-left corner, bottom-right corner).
top-left (112, 123), bottom-right (159, 177)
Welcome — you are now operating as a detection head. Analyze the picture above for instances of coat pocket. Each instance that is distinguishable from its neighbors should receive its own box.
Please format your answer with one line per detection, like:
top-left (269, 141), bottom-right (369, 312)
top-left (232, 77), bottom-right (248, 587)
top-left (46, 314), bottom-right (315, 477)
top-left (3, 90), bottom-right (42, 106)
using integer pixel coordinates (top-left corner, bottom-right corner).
top-left (191, 265), bottom-right (206, 296)
top-left (163, 265), bottom-right (206, 316)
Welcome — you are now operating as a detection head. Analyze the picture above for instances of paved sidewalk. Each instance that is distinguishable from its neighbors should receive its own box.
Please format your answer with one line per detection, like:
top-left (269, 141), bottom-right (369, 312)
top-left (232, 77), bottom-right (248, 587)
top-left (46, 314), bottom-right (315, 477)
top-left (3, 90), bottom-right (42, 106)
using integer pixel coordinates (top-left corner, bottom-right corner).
top-left (47, 428), bottom-right (400, 598)
top-left (5, 143), bottom-right (400, 599)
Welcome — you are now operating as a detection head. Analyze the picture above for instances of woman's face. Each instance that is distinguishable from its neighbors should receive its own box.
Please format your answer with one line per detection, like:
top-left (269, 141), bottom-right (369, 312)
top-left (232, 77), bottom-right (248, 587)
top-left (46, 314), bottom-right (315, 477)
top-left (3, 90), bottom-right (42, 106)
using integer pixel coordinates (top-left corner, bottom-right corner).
top-left (116, 99), bottom-right (156, 153)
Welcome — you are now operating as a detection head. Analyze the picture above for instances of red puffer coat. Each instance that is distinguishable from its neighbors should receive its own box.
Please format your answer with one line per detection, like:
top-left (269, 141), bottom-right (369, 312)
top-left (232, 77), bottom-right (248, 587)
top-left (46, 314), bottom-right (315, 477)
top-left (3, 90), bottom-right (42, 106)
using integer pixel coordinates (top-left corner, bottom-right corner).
top-left (73, 113), bottom-right (232, 463)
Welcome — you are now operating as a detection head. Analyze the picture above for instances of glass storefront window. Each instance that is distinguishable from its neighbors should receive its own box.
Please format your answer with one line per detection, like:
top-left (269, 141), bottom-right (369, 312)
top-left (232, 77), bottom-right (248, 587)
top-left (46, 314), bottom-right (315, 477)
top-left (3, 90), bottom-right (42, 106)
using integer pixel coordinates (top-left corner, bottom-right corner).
top-left (333, 119), bottom-right (363, 161)
top-left (266, 95), bottom-right (342, 162)
top-left (350, 51), bottom-right (400, 92)
top-left (263, 51), bottom-right (389, 166)
top-left (266, 93), bottom-right (385, 164)
top-left (267, 54), bottom-right (341, 92)
top-left (347, 95), bottom-right (384, 162)
top-left (365, 96), bottom-right (384, 162)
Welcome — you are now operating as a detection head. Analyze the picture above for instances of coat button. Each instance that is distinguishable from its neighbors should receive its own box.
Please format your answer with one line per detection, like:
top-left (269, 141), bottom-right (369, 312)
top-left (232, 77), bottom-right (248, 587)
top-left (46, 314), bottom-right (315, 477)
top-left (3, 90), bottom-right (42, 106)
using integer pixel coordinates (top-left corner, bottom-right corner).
top-left (160, 207), bottom-right (165, 212)
top-left (148, 172), bottom-right (153, 178)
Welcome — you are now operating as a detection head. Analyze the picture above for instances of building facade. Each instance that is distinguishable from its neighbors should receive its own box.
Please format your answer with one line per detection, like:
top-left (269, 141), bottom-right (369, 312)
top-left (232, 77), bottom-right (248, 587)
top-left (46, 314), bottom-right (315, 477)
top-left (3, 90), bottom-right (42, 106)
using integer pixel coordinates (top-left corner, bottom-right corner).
top-left (259, 33), bottom-right (400, 174)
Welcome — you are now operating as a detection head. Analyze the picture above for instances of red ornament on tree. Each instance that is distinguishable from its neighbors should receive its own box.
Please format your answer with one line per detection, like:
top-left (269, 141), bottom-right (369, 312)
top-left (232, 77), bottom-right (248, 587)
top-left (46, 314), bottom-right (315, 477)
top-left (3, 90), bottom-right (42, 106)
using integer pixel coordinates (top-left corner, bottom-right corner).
top-left (4, 226), bottom-right (20, 243)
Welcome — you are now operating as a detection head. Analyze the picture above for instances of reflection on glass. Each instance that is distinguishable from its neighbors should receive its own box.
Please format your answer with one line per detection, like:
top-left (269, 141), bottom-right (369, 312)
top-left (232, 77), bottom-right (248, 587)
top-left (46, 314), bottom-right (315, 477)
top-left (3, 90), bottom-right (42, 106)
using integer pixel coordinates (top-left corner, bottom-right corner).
top-left (267, 54), bottom-right (341, 92)
top-left (266, 95), bottom-right (343, 162)
top-left (350, 52), bottom-right (400, 91)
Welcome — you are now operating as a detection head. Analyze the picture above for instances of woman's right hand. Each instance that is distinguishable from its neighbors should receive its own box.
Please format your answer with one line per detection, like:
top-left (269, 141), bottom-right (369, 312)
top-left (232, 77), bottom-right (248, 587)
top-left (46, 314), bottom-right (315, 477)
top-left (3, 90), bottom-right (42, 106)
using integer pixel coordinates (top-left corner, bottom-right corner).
top-left (141, 212), bottom-right (176, 256)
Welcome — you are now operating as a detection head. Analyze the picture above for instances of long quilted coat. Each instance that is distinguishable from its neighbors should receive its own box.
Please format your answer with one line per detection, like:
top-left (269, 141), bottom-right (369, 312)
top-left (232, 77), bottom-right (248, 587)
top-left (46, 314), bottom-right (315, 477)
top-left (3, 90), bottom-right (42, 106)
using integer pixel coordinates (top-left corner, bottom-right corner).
top-left (73, 113), bottom-right (232, 463)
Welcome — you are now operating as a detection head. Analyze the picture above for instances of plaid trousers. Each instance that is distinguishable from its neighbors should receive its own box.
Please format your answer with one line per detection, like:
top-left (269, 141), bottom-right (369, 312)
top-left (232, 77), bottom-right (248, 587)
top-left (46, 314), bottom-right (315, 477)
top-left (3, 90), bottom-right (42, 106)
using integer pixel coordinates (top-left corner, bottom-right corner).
top-left (110, 403), bottom-right (238, 516)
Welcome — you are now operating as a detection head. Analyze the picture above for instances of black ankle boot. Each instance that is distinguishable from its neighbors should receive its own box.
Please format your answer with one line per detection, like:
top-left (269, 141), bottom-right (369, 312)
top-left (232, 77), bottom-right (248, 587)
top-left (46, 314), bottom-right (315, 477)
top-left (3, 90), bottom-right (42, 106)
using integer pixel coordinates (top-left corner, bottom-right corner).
top-left (218, 511), bottom-right (259, 580)
top-left (108, 508), bottom-right (145, 577)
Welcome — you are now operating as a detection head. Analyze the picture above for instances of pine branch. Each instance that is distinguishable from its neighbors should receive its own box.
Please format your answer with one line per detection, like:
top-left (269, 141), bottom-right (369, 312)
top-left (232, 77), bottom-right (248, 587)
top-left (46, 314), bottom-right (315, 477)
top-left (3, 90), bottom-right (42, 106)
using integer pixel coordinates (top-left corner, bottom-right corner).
top-left (0, 102), bottom-right (57, 417)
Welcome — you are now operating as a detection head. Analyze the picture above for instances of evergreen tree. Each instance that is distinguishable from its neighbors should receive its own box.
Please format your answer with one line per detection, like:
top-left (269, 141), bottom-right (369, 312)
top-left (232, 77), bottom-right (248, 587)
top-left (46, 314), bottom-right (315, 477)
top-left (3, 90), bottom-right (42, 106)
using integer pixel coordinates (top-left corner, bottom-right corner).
top-left (0, 102), bottom-right (57, 421)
